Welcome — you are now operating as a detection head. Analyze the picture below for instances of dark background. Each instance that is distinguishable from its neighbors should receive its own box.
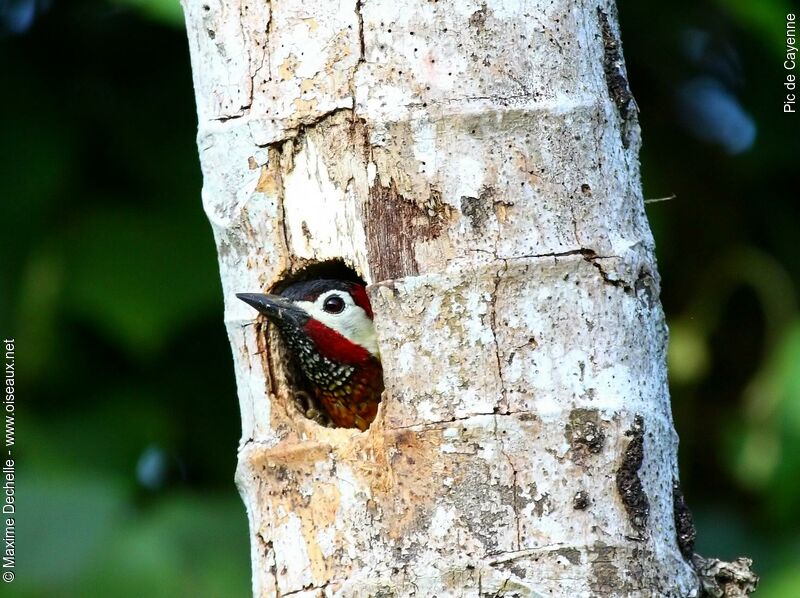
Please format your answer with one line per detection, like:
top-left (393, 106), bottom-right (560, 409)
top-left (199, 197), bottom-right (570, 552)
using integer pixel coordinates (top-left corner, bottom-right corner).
top-left (0, 0), bottom-right (797, 595)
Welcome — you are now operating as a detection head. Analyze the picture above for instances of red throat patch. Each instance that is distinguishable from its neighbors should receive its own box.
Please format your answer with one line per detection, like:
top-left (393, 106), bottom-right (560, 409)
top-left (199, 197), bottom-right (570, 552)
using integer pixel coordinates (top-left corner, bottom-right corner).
top-left (303, 319), bottom-right (372, 364)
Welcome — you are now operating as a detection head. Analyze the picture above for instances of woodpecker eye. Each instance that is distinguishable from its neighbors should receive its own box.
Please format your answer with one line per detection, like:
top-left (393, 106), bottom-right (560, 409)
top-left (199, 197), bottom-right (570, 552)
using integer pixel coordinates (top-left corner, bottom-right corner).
top-left (322, 294), bottom-right (346, 314)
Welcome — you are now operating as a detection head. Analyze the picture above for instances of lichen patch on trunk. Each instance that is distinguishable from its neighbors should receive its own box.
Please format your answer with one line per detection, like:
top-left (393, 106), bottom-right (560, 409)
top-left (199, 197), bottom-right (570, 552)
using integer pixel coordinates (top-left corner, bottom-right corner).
top-left (616, 414), bottom-right (649, 534)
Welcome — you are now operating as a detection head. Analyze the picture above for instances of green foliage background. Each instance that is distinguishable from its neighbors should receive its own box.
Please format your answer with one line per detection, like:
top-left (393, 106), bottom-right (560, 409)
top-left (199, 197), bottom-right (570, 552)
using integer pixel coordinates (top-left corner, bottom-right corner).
top-left (0, 0), bottom-right (796, 595)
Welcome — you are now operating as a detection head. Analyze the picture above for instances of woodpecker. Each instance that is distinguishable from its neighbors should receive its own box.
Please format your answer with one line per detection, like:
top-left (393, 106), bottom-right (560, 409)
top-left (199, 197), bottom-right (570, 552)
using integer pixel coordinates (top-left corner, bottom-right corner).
top-left (237, 279), bottom-right (383, 431)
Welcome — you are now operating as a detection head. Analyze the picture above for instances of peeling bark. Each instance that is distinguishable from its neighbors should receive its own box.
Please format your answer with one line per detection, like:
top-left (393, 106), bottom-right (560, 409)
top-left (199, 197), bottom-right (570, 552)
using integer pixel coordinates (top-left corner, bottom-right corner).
top-left (182, 0), bottom-right (754, 595)
top-left (693, 556), bottom-right (759, 598)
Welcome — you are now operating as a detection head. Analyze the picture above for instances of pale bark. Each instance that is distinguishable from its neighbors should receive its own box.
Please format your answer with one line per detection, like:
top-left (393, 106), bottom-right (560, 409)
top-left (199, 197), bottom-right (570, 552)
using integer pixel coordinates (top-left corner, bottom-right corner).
top-left (182, 0), bottom-right (729, 596)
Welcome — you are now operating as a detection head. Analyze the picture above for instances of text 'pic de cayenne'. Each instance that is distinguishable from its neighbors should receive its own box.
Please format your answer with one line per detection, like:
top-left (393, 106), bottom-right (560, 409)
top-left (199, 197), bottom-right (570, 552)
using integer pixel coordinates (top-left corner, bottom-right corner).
top-left (237, 279), bottom-right (383, 431)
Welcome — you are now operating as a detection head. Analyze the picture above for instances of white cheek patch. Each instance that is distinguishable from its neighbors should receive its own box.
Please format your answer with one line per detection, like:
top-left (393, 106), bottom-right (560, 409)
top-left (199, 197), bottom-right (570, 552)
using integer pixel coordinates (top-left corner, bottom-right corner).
top-left (296, 291), bottom-right (380, 358)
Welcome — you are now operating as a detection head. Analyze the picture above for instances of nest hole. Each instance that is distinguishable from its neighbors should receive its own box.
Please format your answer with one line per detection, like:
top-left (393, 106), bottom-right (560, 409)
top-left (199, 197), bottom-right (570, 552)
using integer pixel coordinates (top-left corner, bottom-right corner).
top-left (270, 259), bottom-right (365, 294)
top-left (265, 259), bottom-right (378, 431)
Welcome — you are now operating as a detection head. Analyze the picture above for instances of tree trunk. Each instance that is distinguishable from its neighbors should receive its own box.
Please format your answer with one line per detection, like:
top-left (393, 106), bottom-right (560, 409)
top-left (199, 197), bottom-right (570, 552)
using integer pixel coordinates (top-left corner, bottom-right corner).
top-left (181, 1), bottom-right (733, 595)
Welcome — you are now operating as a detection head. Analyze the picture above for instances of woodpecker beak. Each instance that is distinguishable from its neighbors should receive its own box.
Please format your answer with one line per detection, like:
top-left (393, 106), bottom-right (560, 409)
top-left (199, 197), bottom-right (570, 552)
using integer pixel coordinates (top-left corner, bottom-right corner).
top-left (236, 293), bottom-right (309, 328)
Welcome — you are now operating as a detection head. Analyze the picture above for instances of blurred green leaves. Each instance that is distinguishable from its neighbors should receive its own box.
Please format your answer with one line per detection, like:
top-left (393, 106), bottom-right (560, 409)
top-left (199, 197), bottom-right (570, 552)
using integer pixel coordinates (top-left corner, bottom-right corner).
top-left (730, 321), bottom-right (800, 518)
top-left (14, 202), bottom-right (220, 373)
top-left (110, 0), bottom-right (185, 27)
top-left (668, 318), bottom-right (711, 384)
top-left (19, 475), bottom-right (128, 588)
top-left (16, 475), bottom-right (249, 598)
top-left (1, 2), bottom-right (248, 596)
top-left (714, 0), bottom-right (796, 56)
top-left (666, 249), bottom-right (800, 528)
top-left (61, 205), bottom-right (219, 359)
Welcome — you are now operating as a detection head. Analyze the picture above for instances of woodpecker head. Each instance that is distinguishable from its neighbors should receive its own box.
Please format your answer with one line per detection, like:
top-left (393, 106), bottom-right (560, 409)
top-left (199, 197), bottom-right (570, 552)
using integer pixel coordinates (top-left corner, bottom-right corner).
top-left (237, 279), bottom-right (380, 394)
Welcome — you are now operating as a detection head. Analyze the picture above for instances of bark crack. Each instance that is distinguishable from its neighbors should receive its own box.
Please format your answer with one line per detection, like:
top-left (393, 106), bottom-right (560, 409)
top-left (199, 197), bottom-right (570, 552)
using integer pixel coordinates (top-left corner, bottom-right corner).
top-left (247, 18), bottom-right (269, 113)
top-left (267, 146), bottom-right (292, 263)
top-left (579, 248), bottom-right (633, 293)
top-left (485, 544), bottom-right (566, 563)
top-left (237, 2), bottom-right (254, 115)
top-left (355, 0), bottom-right (365, 68)
top-left (255, 532), bottom-right (279, 593)
top-left (347, 0), bottom-right (365, 113)
top-left (238, 437), bottom-right (284, 452)
top-left (384, 409), bottom-right (536, 432)
top-left (386, 412), bottom-right (496, 431)
top-left (569, 204), bottom-right (580, 245)
top-left (254, 106), bottom-right (354, 149)
top-left (259, 322), bottom-right (279, 398)
top-left (281, 581), bottom-right (330, 597)
top-left (402, 92), bottom-right (537, 108)
top-left (212, 113), bottom-right (248, 123)
top-left (494, 414), bottom-right (521, 551)
top-left (211, 1), bottom-right (271, 122)
top-left (497, 247), bottom-right (585, 260)
top-left (265, 0), bottom-right (274, 82)
top-left (489, 259), bottom-right (509, 413)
